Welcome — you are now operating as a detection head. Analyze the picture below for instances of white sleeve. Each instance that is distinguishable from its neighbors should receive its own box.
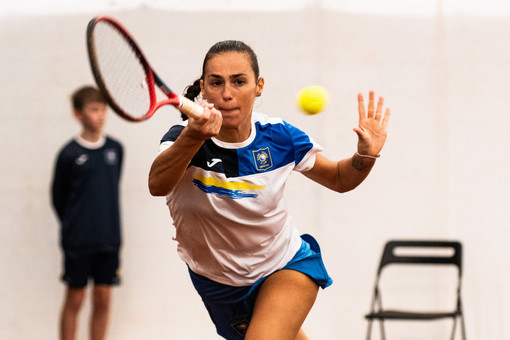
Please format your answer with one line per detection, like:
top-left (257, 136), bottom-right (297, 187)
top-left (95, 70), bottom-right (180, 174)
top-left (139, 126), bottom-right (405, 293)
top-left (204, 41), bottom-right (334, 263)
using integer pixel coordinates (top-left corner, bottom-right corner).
top-left (158, 141), bottom-right (173, 154)
top-left (294, 144), bottom-right (323, 172)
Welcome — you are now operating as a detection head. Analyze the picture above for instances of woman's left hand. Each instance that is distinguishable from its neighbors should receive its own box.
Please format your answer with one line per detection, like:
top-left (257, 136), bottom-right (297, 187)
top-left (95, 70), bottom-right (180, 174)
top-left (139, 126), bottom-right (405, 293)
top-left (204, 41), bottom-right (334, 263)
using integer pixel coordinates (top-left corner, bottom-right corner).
top-left (354, 91), bottom-right (390, 157)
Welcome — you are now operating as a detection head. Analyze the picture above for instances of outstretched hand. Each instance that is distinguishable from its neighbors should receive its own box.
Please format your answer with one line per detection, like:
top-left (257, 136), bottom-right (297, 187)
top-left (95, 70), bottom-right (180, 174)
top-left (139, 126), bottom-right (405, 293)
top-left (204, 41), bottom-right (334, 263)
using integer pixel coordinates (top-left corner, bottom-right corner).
top-left (354, 91), bottom-right (390, 157)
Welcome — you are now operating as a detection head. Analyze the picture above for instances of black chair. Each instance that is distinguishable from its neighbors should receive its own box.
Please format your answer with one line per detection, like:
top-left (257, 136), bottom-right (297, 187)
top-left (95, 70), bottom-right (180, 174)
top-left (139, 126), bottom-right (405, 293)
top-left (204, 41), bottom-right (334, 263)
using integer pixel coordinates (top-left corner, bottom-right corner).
top-left (365, 240), bottom-right (466, 340)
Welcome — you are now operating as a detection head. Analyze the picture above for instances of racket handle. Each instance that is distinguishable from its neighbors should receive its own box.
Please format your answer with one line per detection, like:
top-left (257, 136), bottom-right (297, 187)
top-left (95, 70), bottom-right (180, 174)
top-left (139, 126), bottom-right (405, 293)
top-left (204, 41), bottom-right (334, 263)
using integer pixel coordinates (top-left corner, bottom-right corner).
top-left (179, 96), bottom-right (204, 119)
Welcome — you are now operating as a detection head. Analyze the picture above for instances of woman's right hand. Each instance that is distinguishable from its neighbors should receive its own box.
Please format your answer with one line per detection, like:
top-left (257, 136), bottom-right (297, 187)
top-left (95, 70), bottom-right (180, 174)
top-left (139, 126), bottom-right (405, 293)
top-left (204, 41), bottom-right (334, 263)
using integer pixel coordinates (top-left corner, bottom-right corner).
top-left (148, 102), bottom-right (223, 196)
top-left (184, 102), bottom-right (223, 141)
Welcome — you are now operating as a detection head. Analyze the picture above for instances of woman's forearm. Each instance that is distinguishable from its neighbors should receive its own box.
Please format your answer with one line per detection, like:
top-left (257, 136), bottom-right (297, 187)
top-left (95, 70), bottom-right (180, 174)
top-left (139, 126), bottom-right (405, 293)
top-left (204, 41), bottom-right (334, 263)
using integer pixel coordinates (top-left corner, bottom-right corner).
top-left (148, 131), bottom-right (204, 196)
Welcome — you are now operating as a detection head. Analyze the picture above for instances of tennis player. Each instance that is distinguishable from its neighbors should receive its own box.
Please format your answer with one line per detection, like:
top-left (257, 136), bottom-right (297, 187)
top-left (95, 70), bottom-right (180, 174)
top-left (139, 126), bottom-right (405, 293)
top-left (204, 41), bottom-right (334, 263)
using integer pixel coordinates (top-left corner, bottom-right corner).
top-left (51, 86), bottom-right (123, 340)
top-left (148, 40), bottom-right (389, 340)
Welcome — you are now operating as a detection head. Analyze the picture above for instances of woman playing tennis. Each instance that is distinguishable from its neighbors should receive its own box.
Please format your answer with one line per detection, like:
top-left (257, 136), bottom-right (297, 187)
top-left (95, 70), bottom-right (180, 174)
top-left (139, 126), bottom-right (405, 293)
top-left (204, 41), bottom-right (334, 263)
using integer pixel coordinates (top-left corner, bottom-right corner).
top-left (148, 40), bottom-right (390, 340)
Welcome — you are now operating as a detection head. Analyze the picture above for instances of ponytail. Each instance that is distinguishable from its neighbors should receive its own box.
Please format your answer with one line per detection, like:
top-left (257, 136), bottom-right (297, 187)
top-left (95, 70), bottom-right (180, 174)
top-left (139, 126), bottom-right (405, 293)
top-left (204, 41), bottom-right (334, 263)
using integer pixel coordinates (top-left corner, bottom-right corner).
top-left (181, 78), bottom-right (202, 120)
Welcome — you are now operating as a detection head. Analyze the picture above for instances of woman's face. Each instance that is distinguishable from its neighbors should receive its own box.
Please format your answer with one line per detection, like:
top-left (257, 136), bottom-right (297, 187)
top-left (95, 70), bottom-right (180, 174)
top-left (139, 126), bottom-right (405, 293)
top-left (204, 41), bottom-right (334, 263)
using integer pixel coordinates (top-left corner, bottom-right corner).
top-left (201, 51), bottom-right (263, 131)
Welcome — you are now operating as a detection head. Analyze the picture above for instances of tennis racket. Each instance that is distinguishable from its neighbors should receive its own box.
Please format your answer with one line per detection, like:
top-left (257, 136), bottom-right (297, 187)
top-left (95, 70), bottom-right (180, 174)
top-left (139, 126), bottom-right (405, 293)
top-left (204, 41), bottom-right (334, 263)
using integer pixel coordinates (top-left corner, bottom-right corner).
top-left (86, 16), bottom-right (203, 122)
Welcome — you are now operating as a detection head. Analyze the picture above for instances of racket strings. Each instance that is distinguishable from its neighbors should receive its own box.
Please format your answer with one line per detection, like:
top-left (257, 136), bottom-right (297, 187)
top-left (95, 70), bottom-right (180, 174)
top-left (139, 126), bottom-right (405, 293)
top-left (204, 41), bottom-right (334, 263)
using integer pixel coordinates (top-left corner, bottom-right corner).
top-left (92, 22), bottom-right (152, 119)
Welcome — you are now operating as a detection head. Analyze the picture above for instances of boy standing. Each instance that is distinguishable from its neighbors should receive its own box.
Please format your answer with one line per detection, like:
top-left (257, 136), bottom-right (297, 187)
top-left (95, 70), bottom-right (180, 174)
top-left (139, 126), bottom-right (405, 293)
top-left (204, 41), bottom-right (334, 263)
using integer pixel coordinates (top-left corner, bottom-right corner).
top-left (51, 86), bottom-right (123, 340)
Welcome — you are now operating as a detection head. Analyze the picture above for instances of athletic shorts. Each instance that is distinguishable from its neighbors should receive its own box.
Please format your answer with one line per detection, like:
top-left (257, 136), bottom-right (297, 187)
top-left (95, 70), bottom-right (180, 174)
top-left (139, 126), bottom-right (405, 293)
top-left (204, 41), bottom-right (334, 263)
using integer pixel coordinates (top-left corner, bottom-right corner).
top-left (62, 251), bottom-right (121, 288)
top-left (188, 234), bottom-right (333, 339)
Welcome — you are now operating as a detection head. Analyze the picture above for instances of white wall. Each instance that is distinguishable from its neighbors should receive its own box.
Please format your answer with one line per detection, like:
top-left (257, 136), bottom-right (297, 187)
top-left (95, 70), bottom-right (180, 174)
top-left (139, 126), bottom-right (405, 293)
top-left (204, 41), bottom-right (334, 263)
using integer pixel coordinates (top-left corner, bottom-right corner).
top-left (1, 3), bottom-right (509, 339)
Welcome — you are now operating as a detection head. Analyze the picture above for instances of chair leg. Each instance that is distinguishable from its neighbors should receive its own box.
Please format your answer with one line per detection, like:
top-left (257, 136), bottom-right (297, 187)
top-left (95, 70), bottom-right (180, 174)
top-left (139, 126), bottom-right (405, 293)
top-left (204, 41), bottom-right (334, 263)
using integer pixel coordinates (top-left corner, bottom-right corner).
top-left (379, 319), bottom-right (386, 340)
top-left (450, 317), bottom-right (458, 340)
top-left (366, 285), bottom-right (380, 340)
top-left (365, 319), bottom-right (373, 340)
top-left (375, 290), bottom-right (386, 340)
top-left (460, 315), bottom-right (467, 340)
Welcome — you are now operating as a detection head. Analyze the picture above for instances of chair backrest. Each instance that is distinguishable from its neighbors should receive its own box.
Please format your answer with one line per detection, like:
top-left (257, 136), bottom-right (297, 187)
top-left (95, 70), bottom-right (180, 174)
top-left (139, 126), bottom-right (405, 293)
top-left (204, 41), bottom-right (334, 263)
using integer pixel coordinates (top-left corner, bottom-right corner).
top-left (377, 240), bottom-right (462, 276)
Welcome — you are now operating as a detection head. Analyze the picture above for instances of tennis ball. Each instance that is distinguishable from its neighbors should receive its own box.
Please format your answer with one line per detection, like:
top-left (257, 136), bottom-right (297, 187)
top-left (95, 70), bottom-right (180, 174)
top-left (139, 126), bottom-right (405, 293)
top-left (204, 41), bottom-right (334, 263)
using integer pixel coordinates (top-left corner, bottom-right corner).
top-left (297, 86), bottom-right (329, 115)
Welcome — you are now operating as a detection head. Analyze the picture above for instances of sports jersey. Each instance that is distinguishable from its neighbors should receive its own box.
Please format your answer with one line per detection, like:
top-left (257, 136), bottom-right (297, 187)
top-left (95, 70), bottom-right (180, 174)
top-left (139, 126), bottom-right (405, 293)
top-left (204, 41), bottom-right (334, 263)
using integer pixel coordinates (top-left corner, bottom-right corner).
top-left (160, 112), bottom-right (322, 286)
top-left (52, 136), bottom-right (123, 253)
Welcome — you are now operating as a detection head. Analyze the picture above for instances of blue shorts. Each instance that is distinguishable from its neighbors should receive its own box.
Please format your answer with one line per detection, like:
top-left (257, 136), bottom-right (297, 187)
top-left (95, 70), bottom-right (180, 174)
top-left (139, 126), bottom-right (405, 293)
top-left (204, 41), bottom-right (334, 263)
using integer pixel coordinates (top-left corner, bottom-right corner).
top-left (188, 234), bottom-right (333, 339)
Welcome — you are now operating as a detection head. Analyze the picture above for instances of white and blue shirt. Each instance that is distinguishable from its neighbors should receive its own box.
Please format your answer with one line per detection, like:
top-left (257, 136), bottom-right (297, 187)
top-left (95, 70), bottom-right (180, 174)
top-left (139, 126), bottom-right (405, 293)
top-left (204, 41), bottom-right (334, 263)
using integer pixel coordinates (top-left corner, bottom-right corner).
top-left (159, 112), bottom-right (322, 286)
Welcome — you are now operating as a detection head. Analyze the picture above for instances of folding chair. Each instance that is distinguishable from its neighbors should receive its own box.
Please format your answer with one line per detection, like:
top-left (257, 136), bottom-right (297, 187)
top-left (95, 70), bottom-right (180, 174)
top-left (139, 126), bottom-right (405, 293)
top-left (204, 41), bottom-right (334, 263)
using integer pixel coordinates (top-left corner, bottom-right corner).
top-left (365, 240), bottom-right (466, 340)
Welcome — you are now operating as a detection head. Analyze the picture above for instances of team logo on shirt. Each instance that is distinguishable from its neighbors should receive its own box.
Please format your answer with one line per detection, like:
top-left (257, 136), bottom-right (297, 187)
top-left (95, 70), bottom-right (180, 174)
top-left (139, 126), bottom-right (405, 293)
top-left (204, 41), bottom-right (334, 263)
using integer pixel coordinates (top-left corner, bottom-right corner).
top-left (252, 147), bottom-right (273, 172)
top-left (104, 149), bottom-right (118, 165)
top-left (75, 154), bottom-right (88, 165)
top-left (206, 158), bottom-right (222, 168)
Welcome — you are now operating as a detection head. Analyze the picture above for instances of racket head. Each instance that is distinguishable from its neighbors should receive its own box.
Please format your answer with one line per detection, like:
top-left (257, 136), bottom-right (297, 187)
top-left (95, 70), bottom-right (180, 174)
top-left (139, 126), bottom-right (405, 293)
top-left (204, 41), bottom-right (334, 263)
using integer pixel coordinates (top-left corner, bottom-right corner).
top-left (87, 16), bottom-right (177, 122)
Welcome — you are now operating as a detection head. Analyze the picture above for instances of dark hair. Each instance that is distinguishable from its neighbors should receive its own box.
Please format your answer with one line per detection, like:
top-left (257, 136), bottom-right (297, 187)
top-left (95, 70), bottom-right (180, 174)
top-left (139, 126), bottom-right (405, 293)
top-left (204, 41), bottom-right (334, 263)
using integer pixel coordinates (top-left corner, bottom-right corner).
top-left (182, 40), bottom-right (260, 120)
top-left (71, 86), bottom-right (106, 111)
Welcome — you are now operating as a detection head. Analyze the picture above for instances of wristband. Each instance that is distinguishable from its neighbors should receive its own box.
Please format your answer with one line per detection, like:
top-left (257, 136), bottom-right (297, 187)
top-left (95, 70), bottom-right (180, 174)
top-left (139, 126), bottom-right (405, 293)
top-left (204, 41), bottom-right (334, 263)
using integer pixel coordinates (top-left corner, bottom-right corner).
top-left (356, 151), bottom-right (380, 159)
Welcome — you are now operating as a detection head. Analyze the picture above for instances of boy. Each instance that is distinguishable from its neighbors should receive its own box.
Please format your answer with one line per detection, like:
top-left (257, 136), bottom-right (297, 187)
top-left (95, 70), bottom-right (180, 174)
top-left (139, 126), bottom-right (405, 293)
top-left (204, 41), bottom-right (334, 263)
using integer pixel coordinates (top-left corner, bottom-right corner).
top-left (51, 86), bottom-right (123, 340)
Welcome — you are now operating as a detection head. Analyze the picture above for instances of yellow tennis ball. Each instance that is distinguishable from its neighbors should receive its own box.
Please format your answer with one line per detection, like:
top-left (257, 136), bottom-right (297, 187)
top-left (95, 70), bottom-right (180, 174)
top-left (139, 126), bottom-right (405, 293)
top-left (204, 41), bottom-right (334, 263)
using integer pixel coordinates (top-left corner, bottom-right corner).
top-left (297, 86), bottom-right (329, 115)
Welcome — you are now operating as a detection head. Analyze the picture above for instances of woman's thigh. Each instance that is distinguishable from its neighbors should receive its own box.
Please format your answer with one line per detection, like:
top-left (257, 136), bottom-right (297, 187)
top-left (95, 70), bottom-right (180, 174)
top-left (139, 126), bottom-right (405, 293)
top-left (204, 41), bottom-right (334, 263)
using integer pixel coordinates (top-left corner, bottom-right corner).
top-left (245, 269), bottom-right (319, 340)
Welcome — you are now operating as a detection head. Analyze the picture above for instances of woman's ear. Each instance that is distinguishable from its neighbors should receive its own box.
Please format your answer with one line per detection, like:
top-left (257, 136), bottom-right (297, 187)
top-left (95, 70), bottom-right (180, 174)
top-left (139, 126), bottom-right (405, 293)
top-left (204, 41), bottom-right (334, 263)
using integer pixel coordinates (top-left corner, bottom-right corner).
top-left (256, 77), bottom-right (265, 97)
